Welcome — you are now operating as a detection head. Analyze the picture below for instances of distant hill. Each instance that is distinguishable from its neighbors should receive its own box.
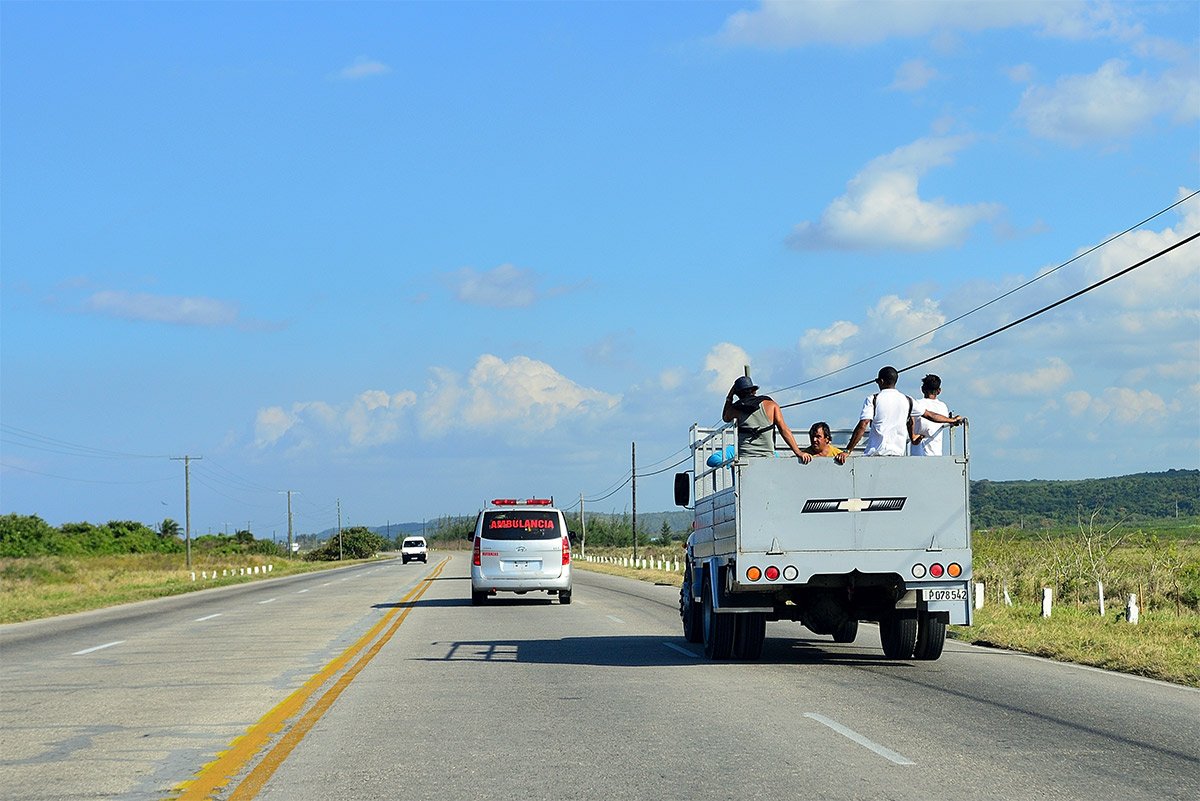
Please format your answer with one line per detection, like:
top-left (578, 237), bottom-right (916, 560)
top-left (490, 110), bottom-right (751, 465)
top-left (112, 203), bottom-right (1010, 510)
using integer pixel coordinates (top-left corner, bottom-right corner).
top-left (329, 470), bottom-right (1197, 541)
top-left (970, 469), bottom-right (1197, 528)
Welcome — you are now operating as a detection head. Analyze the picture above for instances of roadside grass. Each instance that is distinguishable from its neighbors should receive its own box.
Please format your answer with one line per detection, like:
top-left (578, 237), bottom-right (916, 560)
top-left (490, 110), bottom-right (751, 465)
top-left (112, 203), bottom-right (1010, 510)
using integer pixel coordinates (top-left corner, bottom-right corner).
top-left (957, 604), bottom-right (1200, 687)
top-left (0, 553), bottom-right (383, 624)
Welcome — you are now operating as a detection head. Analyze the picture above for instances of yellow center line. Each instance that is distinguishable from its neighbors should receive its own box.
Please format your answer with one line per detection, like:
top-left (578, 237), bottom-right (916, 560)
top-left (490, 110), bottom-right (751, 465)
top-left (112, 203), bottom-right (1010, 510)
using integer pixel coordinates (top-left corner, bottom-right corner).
top-left (171, 557), bottom-right (449, 800)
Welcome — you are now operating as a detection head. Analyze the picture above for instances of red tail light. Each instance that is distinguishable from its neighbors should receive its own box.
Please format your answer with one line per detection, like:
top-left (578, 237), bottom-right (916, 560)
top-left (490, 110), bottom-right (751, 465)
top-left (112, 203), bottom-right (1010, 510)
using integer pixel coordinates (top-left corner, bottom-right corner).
top-left (473, 537), bottom-right (481, 566)
top-left (930, 563), bottom-right (945, 578)
top-left (562, 535), bottom-right (571, 566)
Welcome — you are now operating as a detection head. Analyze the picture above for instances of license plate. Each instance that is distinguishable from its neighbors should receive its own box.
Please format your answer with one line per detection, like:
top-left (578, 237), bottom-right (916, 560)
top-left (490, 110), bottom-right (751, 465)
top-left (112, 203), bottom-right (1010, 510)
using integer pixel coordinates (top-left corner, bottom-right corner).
top-left (506, 560), bottom-right (540, 571)
top-left (924, 587), bottom-right (967, 602)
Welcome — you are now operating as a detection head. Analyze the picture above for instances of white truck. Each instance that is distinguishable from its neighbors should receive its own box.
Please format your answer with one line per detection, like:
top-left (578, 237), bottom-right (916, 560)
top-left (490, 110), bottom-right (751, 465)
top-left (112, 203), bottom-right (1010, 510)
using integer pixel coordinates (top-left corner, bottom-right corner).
top-left (674, 423), bottom-right (973, 661)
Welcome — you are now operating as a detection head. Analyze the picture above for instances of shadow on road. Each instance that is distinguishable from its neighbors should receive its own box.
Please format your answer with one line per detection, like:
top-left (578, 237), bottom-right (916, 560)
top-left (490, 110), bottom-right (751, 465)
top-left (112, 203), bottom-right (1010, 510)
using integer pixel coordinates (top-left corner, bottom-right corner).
top-left (408, 633), bottom-right (903, 668)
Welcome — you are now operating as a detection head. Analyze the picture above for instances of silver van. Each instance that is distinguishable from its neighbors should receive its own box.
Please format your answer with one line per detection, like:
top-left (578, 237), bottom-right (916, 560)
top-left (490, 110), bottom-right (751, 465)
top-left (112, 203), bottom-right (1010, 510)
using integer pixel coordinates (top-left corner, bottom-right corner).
top-left (470, 499), bottom-right (572, 605)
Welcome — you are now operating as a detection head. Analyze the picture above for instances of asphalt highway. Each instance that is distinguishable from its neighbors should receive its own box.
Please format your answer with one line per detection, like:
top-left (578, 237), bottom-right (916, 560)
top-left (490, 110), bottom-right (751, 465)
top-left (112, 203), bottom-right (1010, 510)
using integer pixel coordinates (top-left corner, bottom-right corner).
top-left (1, 553), bottom-right (1197, 800)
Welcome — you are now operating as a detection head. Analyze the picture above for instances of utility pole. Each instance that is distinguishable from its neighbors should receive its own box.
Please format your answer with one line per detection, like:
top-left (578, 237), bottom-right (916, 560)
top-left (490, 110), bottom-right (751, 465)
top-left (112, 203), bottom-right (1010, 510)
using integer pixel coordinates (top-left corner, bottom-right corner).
top-left (279, 490), bottom-right (297, 557)
top-left (631, 441), bottom-right (637, 562)
top-left (580, 492), bottom-right (586, 558)
top-left (337, 498), bottom-right (343, 560)
top-left (171, 455), bottom-right (201, 569)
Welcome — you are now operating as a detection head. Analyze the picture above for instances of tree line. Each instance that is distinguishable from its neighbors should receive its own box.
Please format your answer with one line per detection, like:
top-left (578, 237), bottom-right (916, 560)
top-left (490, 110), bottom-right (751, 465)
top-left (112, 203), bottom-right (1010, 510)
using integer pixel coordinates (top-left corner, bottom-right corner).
top-left (3, 470), bottom-right (1193, 560)
top-left (970, 469), bottom-right (1197, 529)
top-left (0, 513), bottom-right (416, 562)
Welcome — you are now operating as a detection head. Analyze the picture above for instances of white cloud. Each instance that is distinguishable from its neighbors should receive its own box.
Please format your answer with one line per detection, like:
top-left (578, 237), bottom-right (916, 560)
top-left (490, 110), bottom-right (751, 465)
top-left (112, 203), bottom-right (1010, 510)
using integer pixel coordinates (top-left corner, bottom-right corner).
top-left (338, 57), bottom-right (391, 80)
top-left (254, 406), bottom-right (297, 447)
top-left (788, 136), bottom-right (1001, 251)
top-left (703, 342), bottom-right (752, 394)
top-left (346, 390), bottom-right (417, 446)
top-left (1064, 390), bottom-right (1092, 416)
top-left (1016, 60), bottom-right (1199, 145)
top-left (1076, 386), bottom-right (1170, 424)
top-left (801, 320), bottom-right (859, 349)
top-left (867, 294), bottom-right (946, 346)
top-left (716, 0), bottom-right (1102, 48)
top-left (890, 59), bottom-right (938, 92)
top-left (1075, 190), bottom-right (1199, 306)
top-left (446, 264), bottom-right (540, 308)
top-left (420, 367), bottom-right (464, 436)
top-left (970, 358), bottom-right (1073, 399)
top-left (659, 368), bottom-right (686, 391)
top-left (84, 290), bottom-right (240, 327)
top-left (254, 393), bottom-right (413, 450)
top-left (458, 354), bottom-right (620, 428)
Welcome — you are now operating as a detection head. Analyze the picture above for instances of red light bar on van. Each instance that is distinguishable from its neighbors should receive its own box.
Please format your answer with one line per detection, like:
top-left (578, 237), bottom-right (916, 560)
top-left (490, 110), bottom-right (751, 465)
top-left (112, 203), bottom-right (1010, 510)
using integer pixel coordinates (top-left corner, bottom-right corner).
top-left (525, 498), bottom-right (552, 505)
top-left (490, 498), bottom-right (553, 506)
top-left (491, 499), bottom-right (518, 505)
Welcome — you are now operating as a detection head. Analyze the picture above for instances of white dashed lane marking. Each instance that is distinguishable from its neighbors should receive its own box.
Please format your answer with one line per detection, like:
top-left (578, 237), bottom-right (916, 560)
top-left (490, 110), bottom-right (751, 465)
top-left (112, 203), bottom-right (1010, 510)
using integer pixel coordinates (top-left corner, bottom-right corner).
top-left (72, 641), bottom-right (125, 656)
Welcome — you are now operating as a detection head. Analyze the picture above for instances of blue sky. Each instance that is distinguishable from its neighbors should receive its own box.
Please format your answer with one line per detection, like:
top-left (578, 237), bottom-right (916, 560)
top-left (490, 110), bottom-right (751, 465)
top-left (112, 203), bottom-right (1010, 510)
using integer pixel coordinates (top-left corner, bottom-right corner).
top-left (2, 1), bottom-right (1197, 537)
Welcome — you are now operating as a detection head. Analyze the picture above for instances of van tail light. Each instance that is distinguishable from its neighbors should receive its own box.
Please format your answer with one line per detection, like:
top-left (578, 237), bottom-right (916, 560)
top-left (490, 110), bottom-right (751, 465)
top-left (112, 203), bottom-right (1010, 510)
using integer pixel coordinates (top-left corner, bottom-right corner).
top-left (562, 535), bottom-right (571, 566)
top-left (473, 537), bottom-right (481, 566)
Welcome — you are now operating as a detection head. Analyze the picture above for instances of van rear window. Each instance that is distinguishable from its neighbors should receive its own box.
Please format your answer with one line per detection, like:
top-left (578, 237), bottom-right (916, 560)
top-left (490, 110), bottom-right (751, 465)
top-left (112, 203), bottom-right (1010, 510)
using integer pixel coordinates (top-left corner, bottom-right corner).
top-left (481, 510), bottom-right (562, 540)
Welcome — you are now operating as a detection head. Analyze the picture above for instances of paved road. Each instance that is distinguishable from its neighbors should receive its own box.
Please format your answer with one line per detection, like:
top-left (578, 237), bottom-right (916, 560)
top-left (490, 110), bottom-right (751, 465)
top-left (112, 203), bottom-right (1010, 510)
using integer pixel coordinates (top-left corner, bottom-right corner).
top-left (1, 553), bottom-right (1197, 800)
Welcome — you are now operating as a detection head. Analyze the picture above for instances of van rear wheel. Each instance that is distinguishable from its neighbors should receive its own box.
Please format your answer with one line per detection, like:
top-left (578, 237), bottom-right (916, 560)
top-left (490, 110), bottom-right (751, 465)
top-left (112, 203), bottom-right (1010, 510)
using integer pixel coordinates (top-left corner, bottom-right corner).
top-left (471, 591), bottom-right (488, 606)
top-left (559, 589), bottom-right (572, 605)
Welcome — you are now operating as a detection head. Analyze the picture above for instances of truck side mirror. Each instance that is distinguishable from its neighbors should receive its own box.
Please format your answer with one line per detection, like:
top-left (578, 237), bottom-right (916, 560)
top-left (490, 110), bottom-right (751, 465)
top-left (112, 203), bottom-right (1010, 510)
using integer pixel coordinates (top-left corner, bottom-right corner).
top-left (674, 472), bottom-right (690, 507)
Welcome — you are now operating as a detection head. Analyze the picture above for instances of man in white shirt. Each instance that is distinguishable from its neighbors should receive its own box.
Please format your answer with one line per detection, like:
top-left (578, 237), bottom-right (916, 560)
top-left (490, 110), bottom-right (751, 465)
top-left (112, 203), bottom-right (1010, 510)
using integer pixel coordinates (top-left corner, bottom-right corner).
top-left (911, 373), bottom-right (956, 456)
top-left (836, 367), bottom-right (962, 463)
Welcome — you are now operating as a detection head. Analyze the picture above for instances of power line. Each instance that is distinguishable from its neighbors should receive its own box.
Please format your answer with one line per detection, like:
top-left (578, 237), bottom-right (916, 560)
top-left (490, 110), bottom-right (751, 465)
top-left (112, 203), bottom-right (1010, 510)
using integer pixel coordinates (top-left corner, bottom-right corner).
top-left (779, 229), bottom-right (1198, 409)
top-left (575, 208), bottom-right (1197, 502)
top-left (0, 461), bottom-right (174, 485)
top-left (770, 191), bottom-right (1199, 397)
top-left (0, 424), bottom-right (168, 459)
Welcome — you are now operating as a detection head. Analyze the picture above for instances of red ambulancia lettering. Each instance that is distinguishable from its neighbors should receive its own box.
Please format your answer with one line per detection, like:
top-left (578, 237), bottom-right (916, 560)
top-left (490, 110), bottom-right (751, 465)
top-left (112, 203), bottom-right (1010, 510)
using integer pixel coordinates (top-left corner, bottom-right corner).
top-left (488, 518), bottom-right (555, 529)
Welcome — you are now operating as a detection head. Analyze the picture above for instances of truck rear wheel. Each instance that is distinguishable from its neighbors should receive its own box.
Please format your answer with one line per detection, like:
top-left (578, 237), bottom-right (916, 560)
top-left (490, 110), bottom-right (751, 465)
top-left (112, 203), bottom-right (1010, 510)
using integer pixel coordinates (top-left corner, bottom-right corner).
top-left (680, 565), bottom-right (703, 644)
top-left (913, 613), bottom-right (946, 660)
top-left (879, 615), bottom-right (917, 659)
top-left (702, 575), bottom-right (734, 660)
top-left (732, 613), bottom-right (766, 660)
top-left (832, 618), bottom-right (859, 643)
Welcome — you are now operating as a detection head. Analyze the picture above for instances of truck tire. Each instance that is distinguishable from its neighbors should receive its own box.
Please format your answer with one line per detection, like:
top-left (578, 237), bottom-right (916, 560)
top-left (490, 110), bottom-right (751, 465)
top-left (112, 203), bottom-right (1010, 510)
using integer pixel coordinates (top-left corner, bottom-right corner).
top-left (559, 589), bottom-right (572, 605)
top-left (879, 615), bottom-right (917, 659)
top-left (832, 618), bottom-right (859, 643)
top-left (680, 565), bottom-right (704, 644)
top-left (913, 613), bottom-right (946, 660)
top-left (702, 575), bottom-right (734, 660)
top-left (732, 613), bottom-right (766, 660)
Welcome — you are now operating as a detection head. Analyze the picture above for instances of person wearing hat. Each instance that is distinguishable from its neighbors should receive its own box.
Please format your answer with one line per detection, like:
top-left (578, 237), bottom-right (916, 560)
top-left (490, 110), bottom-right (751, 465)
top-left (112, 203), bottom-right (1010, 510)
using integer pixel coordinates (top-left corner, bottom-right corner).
top-left (723, 375), bottom-right (810, 462)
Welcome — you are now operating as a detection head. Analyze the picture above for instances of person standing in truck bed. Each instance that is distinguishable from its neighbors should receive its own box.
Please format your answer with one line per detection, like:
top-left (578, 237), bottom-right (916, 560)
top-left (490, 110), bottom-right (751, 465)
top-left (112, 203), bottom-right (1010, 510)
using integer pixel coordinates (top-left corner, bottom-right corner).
top-left (723, 375), bottom-right (811, 463)
top-left (835, 366), bottom-right (961, 464)
top-left (911, 373), bottom-right (962, 456)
